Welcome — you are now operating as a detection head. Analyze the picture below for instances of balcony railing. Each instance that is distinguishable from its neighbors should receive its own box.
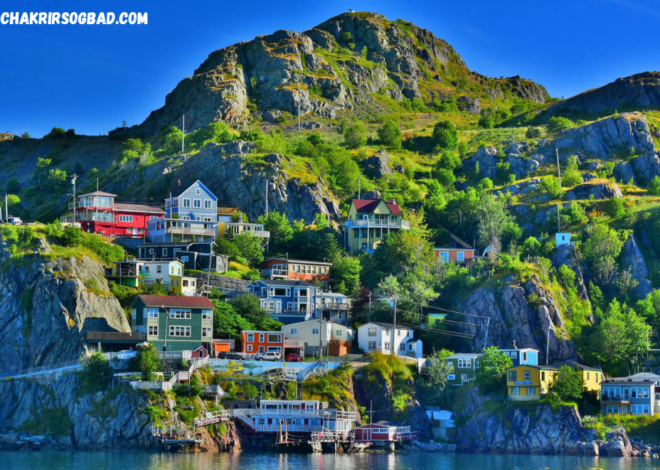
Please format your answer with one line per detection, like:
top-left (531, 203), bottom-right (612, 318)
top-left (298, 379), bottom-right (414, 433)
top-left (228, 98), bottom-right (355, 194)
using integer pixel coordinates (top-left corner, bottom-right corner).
top-left (323, 303), bottom-right (350, 311)
top-left (227, 223), bottom-right (270, 238)
top-left (344, 219), bottom-right (411, 229)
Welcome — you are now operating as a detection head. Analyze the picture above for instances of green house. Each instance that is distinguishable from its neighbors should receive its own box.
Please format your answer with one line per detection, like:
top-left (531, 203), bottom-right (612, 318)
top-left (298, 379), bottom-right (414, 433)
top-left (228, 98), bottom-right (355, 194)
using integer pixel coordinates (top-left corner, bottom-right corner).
top-left (130, 294), bottom-right (215, 352)
top-left (445, 353), bottom-right (482, 387)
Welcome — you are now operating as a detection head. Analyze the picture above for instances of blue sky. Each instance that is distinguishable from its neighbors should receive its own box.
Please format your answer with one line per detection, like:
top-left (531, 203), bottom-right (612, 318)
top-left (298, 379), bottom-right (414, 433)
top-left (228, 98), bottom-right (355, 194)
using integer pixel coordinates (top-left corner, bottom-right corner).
top-left (1, 0), bottom-right (659, 137)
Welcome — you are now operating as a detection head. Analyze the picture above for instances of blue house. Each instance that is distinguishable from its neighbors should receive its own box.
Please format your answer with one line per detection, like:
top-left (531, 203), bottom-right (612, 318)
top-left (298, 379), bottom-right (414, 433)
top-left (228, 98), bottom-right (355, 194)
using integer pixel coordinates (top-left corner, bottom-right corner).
top-left (247, 280), bottom-right (322, 324)
top-left (499, 348), bottom-right (539, 366)
top-left (148, 180), bottom-right (218, 243)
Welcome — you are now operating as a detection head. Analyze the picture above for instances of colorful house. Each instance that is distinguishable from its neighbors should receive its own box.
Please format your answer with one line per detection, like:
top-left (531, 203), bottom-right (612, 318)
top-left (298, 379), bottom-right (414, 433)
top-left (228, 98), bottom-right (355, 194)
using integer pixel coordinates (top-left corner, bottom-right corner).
top-left (260, 257), bottom-right (331, 286)
top-left (556, 233), bottom-right (571, 247)
top-left (62, 190), bottom-right (165, 237)
top-left (343, 199), bottom-right (410, 253)
top-left (106, 260), bottom-right (145, 287)
top-left (130, 295), bottom-right (214, 351)
top-left (499, 348), bottom-right (539, 367)
top-left (247, 279), bottom-right (321, 324)
top-left (148, 180), bottom-right (218, 243)
top-left (353, 421), bottom-right (416, 447)
top-left (211, 339), bottom-right (235, 356)
top-left (601, 373), bottom-right (660, 416)
top-left (320, 291), bottom-right (351, 326)
top-left (241, 330), bottom-right (284, 355)
top-left (357, 322), bottom-right (423, 358)
top-left (434, 247), bottom-right (475, 264)
top-left (445, 353), bottom-right (481, 387)
top-left (506, 364), bottom-right (557, 400)
top-left (427, 313), bottom-right (446, 326)
top-left (138, 260), bottom-right (185, 294)
top-left (138, 241), bottom-right (227, 273)
top-left (552, 361), bottom-right (603, 393)
top-left (218, 212), bottom-right (270, 240)
top-left (281, 319), bottom-right (354, 356)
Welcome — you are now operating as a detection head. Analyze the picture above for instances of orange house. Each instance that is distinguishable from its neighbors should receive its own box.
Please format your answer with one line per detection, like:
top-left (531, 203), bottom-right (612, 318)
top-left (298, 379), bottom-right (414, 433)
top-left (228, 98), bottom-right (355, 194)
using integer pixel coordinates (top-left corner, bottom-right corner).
top-left (241, 330), bottom-right (284, 355)
top-left (435, 248), bottom-right (475, 264)
top-left (260, 258), bottom-right (331, 286)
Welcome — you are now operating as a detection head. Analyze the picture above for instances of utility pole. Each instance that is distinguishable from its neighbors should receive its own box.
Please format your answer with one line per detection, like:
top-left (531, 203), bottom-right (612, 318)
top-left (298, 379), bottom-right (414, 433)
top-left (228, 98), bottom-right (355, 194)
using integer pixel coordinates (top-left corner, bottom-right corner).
top-left (368, 292), bottom-right (372, 322)
top-left (71, 174), bottom-right (78, 224)
top-left (181, 115), bottom-right (185, 153)
top-left (297, 104), bottom-right (301, 132)
top-left (556, 203), bottom-right (561, 233)
top-left (4, 194), bottom-right (7, 222)
top-left (391, 295), bottom-right (397, 357)
top-left (483, 317), bottom-right (490, 350)
top-left (546, 328), bottom-right (550, 365)
top-left (265, 179), bottom-right (269, 217)
top-left (163, 305), bottom-right (169, 352)
top-left (358, 174), bottom-right (361, 199)
top-left (556, 148), bottom-right (561, 187)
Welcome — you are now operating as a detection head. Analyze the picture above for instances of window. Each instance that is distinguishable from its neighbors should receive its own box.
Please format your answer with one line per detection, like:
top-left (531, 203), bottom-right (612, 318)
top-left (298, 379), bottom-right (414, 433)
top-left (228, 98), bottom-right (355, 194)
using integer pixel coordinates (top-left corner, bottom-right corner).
top-left (156, 265), bottom-right (162, 274)
top-left (202, 327), bottom-right (212, 338)
top-left (397, 330), bottom-right (401, 337)
top-left (267, 334), bottom-right (281, 343)
top-left (131, 309), bottom-right (136, 319)
top-left (461, 374), bottom-right (467, 382)
top-left (119, 215), bottom-right (133, 223)
top-left (202, 310), bottom-right (212, 320)
top-left (148, 308), bottom-right (159, 318)
top-left (524, 371), bottom-right (531, 381)
top-left (180, 256), bottom-right (189, 262)
top-left (587, 372), bottom-right (590, 381)
top-left (312, 329), bottom-right (319, 335)
top-left (511, 351), bottom-right (518, 359)
top-left (509, 371), bottom-right (518, 382)
top-left (290, 328), bottom-right (298, 335)
top-left (527, 387), bottom-right (536, 395)
top-left (457, 251), bottom-right (464, 261)
top-left (511, 386), bottom-right (520, 395)
top-left (541, 372), bottom-right (546, 381)
top-left (204, 200), bottom-right (212, 209)
top-left (335, 330), bottom-right (343, 337)
top-left (204, 217), bottom-right (212, 222)
top-left (148, 248), bottom-right (155, 255)
top-left (448, 374), bottom-right (455, 380)
top-left (368, 328), bottom-right (377, 337)
top-left (148, 326), bottom-right (158, 336)
top-left (193, 199), bottom-right (201, 208)
top-left (522, 352), bottom-right (528, 362)
top-left (368, 341), bottom-right (376, 350)
top-left (183, 199), bottom-right (191, 208)
top-left (247, 333), bottom-right (254, 342)
top-left (384, 342), bottom-right (390, 350)
top-left (247, 344), bottom-right (253, 352)
top-left (259, 333), bottom-right (265, 342)
top-left (400, 343), bottom-right (405, 351)
top-left (169, 326), bottom-right (191, 337)
top-left (170, 309), bottom-right (191, 319)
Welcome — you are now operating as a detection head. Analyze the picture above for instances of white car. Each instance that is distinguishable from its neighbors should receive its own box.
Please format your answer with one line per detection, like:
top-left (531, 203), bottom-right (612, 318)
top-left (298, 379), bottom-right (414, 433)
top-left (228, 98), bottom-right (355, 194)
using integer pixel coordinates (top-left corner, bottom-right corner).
top-left (117, 350), bottom-right (137, 360)
top-left (256, 351), bottom-right (281, 361)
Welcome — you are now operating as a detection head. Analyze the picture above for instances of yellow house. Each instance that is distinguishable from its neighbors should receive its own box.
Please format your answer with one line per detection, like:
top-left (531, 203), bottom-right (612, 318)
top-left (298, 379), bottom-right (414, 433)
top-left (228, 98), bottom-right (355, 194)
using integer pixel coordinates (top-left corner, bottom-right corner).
top-left (507, 365), bottom-right (558, 401)
top-left (217, 211), bottom-right (270, 240)
top-left (343, 199), bottom-right (410, 253)
top-left (507, 361), bottom-right (603, 401)
top-left (138, 260), bottom-right (185, 295)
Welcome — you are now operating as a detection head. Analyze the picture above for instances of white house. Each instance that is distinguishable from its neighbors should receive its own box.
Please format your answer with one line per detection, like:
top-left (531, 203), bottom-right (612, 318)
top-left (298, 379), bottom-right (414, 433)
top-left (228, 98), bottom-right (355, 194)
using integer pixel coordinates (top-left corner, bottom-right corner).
top-left (357, 322), bottom-right (423, 358)
top-left (281, 319), bottom-right (354, 356)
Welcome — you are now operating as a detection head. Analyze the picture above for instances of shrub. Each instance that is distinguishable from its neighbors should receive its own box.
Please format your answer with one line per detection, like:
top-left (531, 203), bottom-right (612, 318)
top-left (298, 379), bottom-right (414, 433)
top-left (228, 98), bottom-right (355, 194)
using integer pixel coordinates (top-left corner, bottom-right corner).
top-left (478, 115), bottom-right (494, 129)
top-left (605, 197), bottom-right (625, 218)
top-left (59, 225), bottom-right (83, 247)
top-left (378, 121), bottom-right (402, 150)
top-left (340, 31), bottom-right (353, 43)
top-left (79, 351), bottom-right (112, 393)
top-left (525, 127), bottom-right (542, 139)
top-left (343, 122), bottom-right (367, 149)
top-left (432, 120), bottom-right (458, 150)
top-left (541, 176), bottom-right (563, 199)
top-left (648, 176), bottom-right (660, 195)
top-left (47, 127), bottom-right (66, 139)
top-left (547, 116), bottom-right (574, 134)
top-left (130, 343), bottom-right (162, 382)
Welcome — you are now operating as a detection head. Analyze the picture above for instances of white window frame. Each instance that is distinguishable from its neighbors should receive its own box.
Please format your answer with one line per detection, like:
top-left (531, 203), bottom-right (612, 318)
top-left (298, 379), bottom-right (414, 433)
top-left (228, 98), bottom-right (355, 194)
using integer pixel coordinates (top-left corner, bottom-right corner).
top-left (148, 308), bottom-right (159, 318)
top-left (183, 198), bottom-right (191, 208)
top-left (148, 325), bottom-right (158, 336)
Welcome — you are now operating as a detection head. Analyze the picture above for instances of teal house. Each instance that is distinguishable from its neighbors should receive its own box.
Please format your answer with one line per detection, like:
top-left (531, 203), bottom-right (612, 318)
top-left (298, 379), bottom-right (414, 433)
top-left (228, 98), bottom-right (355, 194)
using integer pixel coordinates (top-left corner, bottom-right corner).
top-left (130, 295), bottom-right (214, 351)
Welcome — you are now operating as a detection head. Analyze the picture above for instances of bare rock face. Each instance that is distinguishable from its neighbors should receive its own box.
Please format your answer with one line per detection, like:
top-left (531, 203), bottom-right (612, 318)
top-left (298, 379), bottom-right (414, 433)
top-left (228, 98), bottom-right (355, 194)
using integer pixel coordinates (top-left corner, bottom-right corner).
top-left (551, 244), bottom-right (592, 312)
top-left (463, 146), bottom-right (498, 179)
top-left (0, 253), bottom-right (130, 373)
top-left (459, 275), bottom-right (577, 363)
top-left (362, 149), bottom-right (393, 177)
top-left (632, 152), bottom-right (660, 185)
top-left (612, 161), bottom-right (637, 185)
top-left (547, 72), bottom-right (660, 117)
top-left (554, 113), bottom-right (655, 159)
top-left (565, 182), bottom-right (622, 200)
top-left (621, 234), bottom-right (653, 300)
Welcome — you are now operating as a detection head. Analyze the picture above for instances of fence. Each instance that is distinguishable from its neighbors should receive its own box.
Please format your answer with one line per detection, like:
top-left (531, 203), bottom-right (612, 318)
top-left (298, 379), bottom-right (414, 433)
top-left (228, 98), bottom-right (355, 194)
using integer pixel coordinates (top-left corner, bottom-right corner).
top-left (0, 351), bottom-right (119, 381)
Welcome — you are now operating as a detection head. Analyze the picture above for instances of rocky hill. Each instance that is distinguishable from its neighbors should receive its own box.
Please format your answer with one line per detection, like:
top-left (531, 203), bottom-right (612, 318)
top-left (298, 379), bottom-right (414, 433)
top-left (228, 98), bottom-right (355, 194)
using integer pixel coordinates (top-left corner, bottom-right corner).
top-left (0, 247), bottom-right (130, 373)
top-left (136, 12), bottom-right (550, 134)
top-left (547, 72), bottom-right (660, 118)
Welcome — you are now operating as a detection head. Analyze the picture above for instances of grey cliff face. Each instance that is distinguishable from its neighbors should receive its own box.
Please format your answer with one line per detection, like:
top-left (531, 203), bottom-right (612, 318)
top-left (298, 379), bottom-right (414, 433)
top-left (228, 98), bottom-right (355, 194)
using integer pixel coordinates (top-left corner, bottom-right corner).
top-left (459, 275), bottom-right (577, 363)
top-left (0, 253), bottom-right (130, 373)
top-left (621, 234), bottom-right (653, 300)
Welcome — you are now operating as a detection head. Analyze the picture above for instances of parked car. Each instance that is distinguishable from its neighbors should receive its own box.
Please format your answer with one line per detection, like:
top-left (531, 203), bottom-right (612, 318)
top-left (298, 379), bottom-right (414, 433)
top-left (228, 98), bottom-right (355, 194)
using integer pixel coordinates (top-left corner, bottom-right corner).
top-left (286, 353), bottom-right (301, 362)
top-left (217, 352), bottom-right (243, 360)
top-left (256, 351), bottom-right (281, 361)
top-left (117, 350), bottom-right (137, 360)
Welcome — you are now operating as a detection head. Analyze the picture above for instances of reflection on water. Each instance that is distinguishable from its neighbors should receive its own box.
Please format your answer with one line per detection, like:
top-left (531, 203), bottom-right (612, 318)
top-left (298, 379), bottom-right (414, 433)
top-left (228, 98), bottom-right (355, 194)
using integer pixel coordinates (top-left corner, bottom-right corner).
top-left (2, 451), bottom-right (660, 470)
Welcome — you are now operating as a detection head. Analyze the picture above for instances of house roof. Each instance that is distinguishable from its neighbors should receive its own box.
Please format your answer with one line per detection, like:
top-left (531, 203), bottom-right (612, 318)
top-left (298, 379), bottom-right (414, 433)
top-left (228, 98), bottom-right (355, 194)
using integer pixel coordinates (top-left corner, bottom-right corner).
top-left (507, 364), bottom-right (558, 371)
top-left (114, 202), bottom-right (165, 214)
top-left (499, 348), bottom-right (539, 353)
top-left (283, 319), bottom-right (353, 330)
top-left (626, 372), bottom-right (660, 381)
top-left (602, 380), bottom-right (657, 386)
top-left (255, 279), bottom-right (314, 287)
top-left (550, 361), bottom-right (602, 371)
top-left (262, 257), bottom-right (332, 266)
top-left (79, 190), bottom-right (117, 198)
top-left (447, 353), bottom-right (481, 359)
top-left (139, 242), bottom-right (194, 248)
top-left (351, 199), bottom-right (402, 215)
top-left (136, 295), bottom-right (214, 309)
top-left (434, 247), bottom-right (475, 252)
top-left (217, 207), bottom-right (240, 215)
top-left (362, 322), bottom-right (411, 331)
top-left (169, 180), bottom-right (218, 200)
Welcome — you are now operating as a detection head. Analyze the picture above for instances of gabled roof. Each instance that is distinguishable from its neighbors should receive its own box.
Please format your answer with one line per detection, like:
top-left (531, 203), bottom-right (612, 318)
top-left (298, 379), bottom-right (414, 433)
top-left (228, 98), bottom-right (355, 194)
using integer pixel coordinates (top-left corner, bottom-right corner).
top-left (254, 279), bottom-right (314, 287)
top-left (135, 295), bottom-right (214, 309)
top-left (262, 257), bottom-right (332, 266)
top-left (434, 247), bottom-right (475, 252)
top-left (447, 353), bottom-right (481, 359)
top-left (169, 180), bottom-right (218, 200)
top-left (602, 380), bottom-right (657, 386)
top-left (361, 322), bottom-right (411, 331)
top-left (351, 199), bottom-right (402, 215)
top-left (551, 360), bottom-right (602, 371)
top-left (507, 364), bottom-right (558, 371)
top-left (283, 319), bottom-right (353, 330)
top-left (139, 242), bottom-right (193, 248)
top-left (79, 190), bottom-right (117, 198)
top-left (114, 202), bottom-right (165, 214)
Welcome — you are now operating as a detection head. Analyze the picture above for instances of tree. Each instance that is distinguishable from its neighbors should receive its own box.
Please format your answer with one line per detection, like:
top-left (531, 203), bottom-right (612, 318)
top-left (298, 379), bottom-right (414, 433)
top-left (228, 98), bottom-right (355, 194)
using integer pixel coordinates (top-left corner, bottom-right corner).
top-left (546, 116), bottom-right (574, 134)
top-left (525, 127), bottom-right (542, 139)
top-left (131, 344), bottom-right (162, 381)
top-left (432, 120), bottom-right (458, 150)
top-left (477, 194), bottom-right (511, 249)
top-left (212, 300), bottom-right (254, 342)
top-left (80, 351), bottom-right (112, 392)
top-left (562, 156), bottom-right (582, 187)
top-left (420, 350), bottom-right (454, 406)
top-left (46, 168), bottom-right (67, 191)
top-left (59, 225), bottom-right (83, 247)
top-left (549, 365), bottom-right (585, 402)
top-left (583, 225), bottom-right (624, 283)
top-left (243, 383), bottom-right (259, 400)
top-left (231, 294), bottom-right (281, 330)
top-left (605, 197), bottom-right (625, 218)
top-left (378, 121), bottom-right (402, 150)
top-left (435, 151), bottom-right (462, 172)
top-left (35, 158), bottom-right (51, 190)
top-left (331, 256), bottom-right (362, 295)
top-left (233, 232), bottom-right (264, 266)
top-left (47, 127), bottom-right (66, 139)
top-left (478, 115), bottom-right (494, 129)
top-left (1, 194), bottom-right (21, 213)
top-left (476, 347), bottom-right (513, 394)
top-left (540, 176), bottom-right (563, 199)
top-left (340, 31), bottom-right (353, 42)
top-left (434, 168), bottom-right (456, 188)
top-left (65, 129), bottom-right (76, 139)
top-left (520, 236), bottom-right (541, 258)
top-left (343, 122), bottom-right (367, 149)
top-left (257, 211), bottom-right (293, 253)
top-left (648, 176), bottom-right (660, 196)
top-left (6, 177), bottom-right (21, 194)
top-left (214, 237), bottom-right (240, 259)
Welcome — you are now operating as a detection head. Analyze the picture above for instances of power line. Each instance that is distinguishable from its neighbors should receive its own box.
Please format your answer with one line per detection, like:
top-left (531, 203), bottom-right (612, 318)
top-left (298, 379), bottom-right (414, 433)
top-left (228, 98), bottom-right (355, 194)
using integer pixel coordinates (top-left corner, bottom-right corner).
top-left (423, 305), bottom-right (490, 319)
top-left (398, 322), bottom-right (475, 339)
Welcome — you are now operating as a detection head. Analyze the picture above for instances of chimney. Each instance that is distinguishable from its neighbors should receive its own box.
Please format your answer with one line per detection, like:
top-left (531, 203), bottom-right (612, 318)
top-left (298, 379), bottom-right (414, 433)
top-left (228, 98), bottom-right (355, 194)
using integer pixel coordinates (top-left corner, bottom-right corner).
top-left (178, 179), bottom-right (181, 189)
top-left (392, 198), bottom-right (396, 205)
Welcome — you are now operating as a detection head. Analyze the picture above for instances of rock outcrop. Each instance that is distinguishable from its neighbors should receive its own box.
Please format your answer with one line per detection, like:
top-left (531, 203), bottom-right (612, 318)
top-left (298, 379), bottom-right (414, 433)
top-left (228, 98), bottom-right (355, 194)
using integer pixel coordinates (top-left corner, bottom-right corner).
top-left (621, 234), bottom-right (653, 300)
top-left (612, 161), bottom-right (637, 185)
top-left (0, 253), bottom-right (130, 373)
top-left (631, 152), bottom-right (660, 185)
top-left (459, 275), bottom-right (577, 363)
top-left (554, 113), bottom-right (655, 159)
top-left (0, 374), bottom-right (154, 450)
top-left (551, 244), bottom-right (591, 309)
top-left (565, 182), bottom-right (622, 200)
top-left (110, 141), bottom-right (340, 224)
top-left (463, 146), bottom-right (498, 179)
top-left (134, 12), bottom-right (548, 134)
top-left (362, 149), bottom-right (394, 177)
top-left (547, 72), bottom-right (660, 117)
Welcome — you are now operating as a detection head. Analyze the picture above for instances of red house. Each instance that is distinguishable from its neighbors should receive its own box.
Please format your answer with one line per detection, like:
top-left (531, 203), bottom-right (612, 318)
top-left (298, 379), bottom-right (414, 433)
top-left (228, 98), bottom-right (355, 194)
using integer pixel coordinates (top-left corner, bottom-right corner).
top-left (353, 421), bottom-right (416, 447)
top-left (67, 191), bottom-right (165, 237)
top-left (434, 247), bottom-right (475, 264)
top-left (260, 257), bottom-right (331, 287)
top-left (241, 330), bottom-right (284, 356)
